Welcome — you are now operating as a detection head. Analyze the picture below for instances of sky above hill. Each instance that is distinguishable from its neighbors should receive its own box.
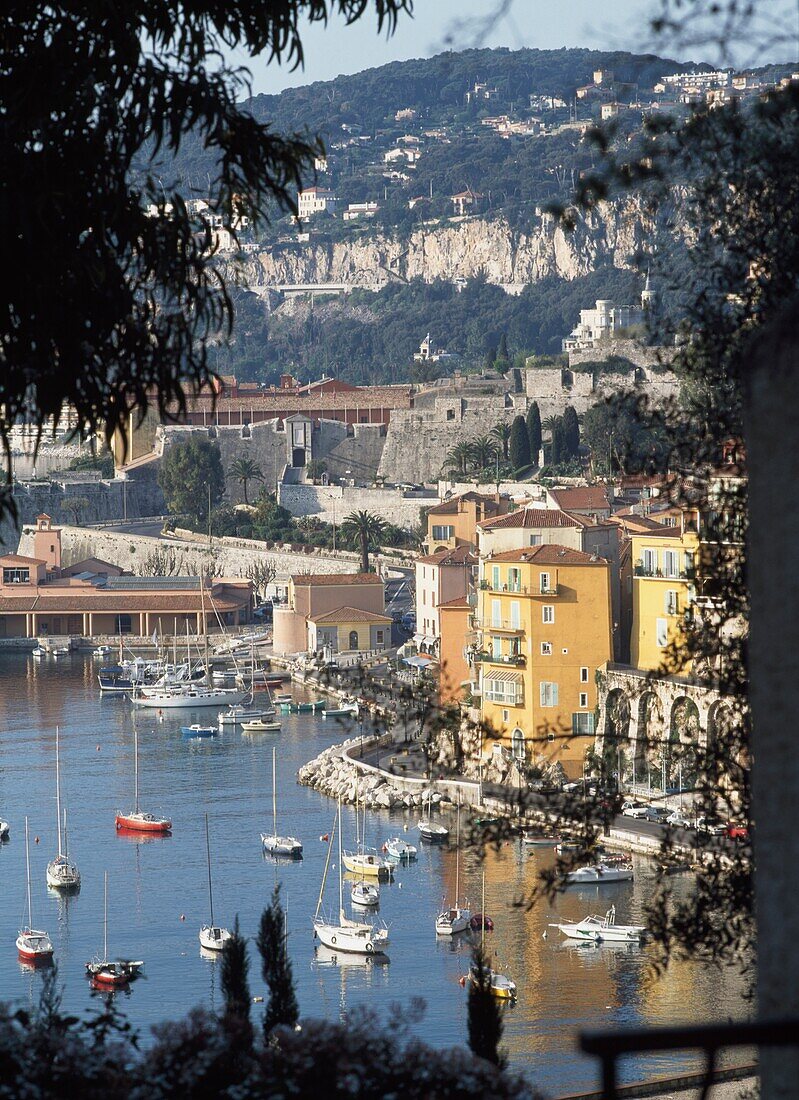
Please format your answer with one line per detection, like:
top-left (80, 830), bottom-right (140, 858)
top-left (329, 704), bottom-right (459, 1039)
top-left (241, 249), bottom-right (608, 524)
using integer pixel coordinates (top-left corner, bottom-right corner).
top-left (228, 0), bottom-right (675, 96)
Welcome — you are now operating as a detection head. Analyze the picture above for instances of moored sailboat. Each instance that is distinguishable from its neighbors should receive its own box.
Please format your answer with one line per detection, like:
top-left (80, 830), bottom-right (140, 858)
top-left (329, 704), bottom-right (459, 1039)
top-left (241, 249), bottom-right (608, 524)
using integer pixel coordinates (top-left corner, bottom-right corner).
top-left (313, 801), bottom-right (389, 956)
top-left (199, 813), bottom-right (233, 952)
top-left (260, 747), bottom-right (303, 858)
top-left (86, 872), bottom-right (142, 988)
top-left (435, 805), bottom-right (470, 935)
top-left (46, 726), bottom-right (80, 890)
top-left (115, 725), bottom-right (172, 834)
top-left (17, 817), bottom-right (54, 965)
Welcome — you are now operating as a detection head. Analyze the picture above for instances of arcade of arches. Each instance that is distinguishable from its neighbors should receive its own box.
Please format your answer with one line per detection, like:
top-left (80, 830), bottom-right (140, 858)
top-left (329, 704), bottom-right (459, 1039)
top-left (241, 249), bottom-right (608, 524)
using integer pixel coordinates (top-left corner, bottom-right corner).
top-left (595, 665), bottom-right (739, 793)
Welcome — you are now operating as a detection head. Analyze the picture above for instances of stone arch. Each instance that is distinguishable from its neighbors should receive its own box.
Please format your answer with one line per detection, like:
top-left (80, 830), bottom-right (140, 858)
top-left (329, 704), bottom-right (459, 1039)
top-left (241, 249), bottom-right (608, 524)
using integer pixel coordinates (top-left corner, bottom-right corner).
top-left (603, 688), bottom-right (631, 782)
top-left (707, 699), bottom-right (748, 792)
top-left (511, 727), bottom-right (526, 763)
top-left (634, 690), bottom-right (663, 787)
top-left (668, 696), bottom-right (701, 791)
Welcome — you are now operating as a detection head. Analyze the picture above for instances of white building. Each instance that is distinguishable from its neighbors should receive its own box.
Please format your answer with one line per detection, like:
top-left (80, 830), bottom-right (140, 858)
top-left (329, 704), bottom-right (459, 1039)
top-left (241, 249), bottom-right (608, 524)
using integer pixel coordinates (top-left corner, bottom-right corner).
top-left (562, 277), bottom-right (654, 352)
top-left (297, 187), bottom-right (338, 219)
top-left (343, 202), bottom-right (379, 221)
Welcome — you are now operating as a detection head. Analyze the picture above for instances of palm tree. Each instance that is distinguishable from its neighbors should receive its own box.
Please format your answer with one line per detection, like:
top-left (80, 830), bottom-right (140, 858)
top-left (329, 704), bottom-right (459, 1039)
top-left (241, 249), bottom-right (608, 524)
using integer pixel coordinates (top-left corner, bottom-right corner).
top-left (490, 421), bottom-right (512, 461)
top-left (341, 510), bottom-right (386, 574)
top-left (542, 415), bottom-right (560, 434)
top-left (468, 436), bottom-right (499, 471)
top-left (230, 457), bottom-right (264, 505)
top-left (444, 442), bottom-right (471, 476)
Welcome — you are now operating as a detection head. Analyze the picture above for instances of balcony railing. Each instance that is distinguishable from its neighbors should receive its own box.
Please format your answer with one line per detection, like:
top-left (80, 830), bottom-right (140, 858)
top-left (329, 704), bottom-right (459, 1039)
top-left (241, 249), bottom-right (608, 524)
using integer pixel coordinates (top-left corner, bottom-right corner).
top-left (478, 582), bottom-right (561, 595)
top-left (634, 564), bottom-right (689, 579)
top-left (473, 651), bottom-right (526, 667)
top-left (473, 617), bottom-right (525, 632)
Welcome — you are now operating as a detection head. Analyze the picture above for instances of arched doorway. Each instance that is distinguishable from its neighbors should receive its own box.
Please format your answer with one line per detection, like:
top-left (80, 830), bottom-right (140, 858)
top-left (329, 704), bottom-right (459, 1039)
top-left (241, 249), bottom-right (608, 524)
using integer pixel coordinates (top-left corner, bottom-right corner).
top-left (669, 697), bottom-right (701, 793)
top-left (511, 728), bottom-right (526, 763)
top-left (348, 629), bottom-right (359, 651)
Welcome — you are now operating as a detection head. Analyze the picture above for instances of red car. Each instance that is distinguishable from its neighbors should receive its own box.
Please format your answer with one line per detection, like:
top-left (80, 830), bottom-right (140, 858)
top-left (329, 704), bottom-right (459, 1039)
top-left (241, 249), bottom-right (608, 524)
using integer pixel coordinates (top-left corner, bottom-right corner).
top-left (726, 822), bottom-right (749, 840)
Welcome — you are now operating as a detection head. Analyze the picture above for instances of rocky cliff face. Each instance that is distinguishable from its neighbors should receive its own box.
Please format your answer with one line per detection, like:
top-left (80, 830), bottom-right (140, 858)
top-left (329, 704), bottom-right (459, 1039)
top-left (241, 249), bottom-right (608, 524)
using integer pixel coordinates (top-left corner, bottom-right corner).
top-left (243, 199), bottom-right (654, 290)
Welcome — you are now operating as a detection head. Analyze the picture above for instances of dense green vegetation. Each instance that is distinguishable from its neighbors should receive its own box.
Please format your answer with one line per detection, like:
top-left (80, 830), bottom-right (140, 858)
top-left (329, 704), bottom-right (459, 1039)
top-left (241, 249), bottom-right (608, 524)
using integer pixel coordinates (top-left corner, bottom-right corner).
top-left (219, 267), bottom-right (642, 384)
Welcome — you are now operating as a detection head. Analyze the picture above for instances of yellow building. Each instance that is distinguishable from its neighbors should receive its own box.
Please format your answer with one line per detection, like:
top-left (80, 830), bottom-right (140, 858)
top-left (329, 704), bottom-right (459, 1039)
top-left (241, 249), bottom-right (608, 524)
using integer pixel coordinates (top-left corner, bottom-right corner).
top-left (628, 524), bottom-right (698, 672)
top-left (307, 606), bottom-right (392, 656)
top-left (476, 545), bottom-right (613, 777)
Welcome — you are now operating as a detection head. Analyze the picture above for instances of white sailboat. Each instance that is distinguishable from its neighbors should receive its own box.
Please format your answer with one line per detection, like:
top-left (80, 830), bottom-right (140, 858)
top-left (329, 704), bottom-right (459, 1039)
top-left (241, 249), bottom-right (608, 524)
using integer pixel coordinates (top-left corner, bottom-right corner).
top-left (418, 789), bottom-right (449, 842)
top-left (46, 725), bottom-right (80, 890)
top-left (17, 817), bottom-right (54, 964)
top-left (435, 805), bottom-right (470, 935)
top-left (313, 801), bottom-right (389, 956)
top-left (260, 746), bottom-right (303, 858)
top-left (199, 813), bottom-right (233, 952)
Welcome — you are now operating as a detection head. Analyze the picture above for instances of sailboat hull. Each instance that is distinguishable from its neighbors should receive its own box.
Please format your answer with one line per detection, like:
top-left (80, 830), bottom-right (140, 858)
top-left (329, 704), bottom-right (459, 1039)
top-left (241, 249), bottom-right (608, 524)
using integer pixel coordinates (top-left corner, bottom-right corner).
top-left (199, 925), bottom-right (233, 952)
top-left (133, 688), bottom-right (249, 709)
top-left (46, 857), bottom-right (81, 890)
top-left (261, 834), bottom-right (303, 858)
top-left (313, 919), bottom-right (389, 955)
top-left (115, 812), bottom-right (171, 834)
top-left (16, 931), bottom-right (54, 963)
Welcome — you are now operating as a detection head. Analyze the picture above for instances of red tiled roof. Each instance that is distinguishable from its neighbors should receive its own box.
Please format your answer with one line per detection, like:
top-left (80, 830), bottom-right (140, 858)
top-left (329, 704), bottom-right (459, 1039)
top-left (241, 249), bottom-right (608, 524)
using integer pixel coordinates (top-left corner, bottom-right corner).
top-left (479, 508), bottom-right (581, 531)
top-left (486, 544), bottom-right (607, 565)
top-left (310, 606), bottom-right (392, 624)
top-left (427, 492), bottom-right (503, 516)
top-left (549, 486), bottom-right (610, 511)
top-left (417, 546), bottom-right (476, 566)
top-left (290, 573), bottom-right (382, 586)
top-left (438, 595), bottom-right (472, 610)
top-left (0, 554), bottom-right (46, 566)
top-left (0, 588), bottom-right (250, 613)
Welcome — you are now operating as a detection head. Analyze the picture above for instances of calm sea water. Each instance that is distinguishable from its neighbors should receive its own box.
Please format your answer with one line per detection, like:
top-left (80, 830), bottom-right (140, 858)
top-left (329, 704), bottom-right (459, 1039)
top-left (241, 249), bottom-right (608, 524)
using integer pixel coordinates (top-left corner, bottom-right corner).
top-left (0, 653), bottom-right (748, 1093)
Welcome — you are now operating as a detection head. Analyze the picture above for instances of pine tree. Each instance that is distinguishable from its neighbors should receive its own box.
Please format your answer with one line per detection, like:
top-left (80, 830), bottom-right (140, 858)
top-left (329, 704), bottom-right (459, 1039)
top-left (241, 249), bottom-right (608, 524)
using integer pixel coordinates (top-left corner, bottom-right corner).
top-left (467, 947), bottom-right (506, 1068)
top-left (257, 886), bottom-right (300, 1036)
top-left (526, 402), bottom-right (542, 464)
top-left (508, 415), bottom-right (531, 471)
top-left (496, 333), bottom-right (509, 363)
top-left (221, 917), bottom-right (253, 1050)
top-left (562, 405), bottom-right (580, 458)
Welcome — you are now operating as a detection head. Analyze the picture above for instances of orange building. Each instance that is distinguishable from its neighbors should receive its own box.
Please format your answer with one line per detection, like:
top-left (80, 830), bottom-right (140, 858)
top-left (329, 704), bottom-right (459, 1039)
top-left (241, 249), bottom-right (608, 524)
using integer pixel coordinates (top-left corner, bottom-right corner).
top-left (424, 491), bottom-right (510, 553)
top-left (272, 572), bottom-right (385, 656)
top-left (438, 596), bottom-right (475, 704)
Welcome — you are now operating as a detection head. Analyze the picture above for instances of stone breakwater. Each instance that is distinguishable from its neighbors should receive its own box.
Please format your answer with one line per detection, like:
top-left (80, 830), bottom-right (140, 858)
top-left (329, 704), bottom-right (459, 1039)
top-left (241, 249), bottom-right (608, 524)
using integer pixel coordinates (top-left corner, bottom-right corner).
top-left (298, 737), bottom-right (441, 812)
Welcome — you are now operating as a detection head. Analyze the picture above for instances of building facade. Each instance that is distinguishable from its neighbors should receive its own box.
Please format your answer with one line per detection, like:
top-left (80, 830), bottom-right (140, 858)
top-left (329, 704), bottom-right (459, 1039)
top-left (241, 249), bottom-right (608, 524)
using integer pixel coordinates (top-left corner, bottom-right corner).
top-left (414, 546), bottom-right (476, 653)
top-left (627, 524), bottom-right (699, 672)
top-left (272, 572), bottom-right (385, 655)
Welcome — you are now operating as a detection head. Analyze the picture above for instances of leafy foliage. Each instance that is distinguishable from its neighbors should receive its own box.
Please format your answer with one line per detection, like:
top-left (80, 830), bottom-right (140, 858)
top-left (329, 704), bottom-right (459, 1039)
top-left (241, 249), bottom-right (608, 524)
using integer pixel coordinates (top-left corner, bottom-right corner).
top-left (158, 437), bottom-right (225, 524)
top-left (257, 886), bottom-right (300, 1035)
top-left (340, 510), bottom-right (386, 573)
top-left (467, 948), bottom-right (507, 1069)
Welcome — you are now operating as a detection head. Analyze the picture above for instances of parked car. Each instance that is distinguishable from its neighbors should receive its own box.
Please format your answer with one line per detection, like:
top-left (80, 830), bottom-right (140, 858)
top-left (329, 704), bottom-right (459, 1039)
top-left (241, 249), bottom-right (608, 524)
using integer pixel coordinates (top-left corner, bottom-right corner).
top-left (726, 821), bottom-right (749, 840)
top-left (622, 804), bottom-right (652, 820)
top-left (695, 815), bottom-right (727, 836)
top-left (647, 805), bottom-right (671, 823)
top-left (666, 811), bottom-right (692, 828)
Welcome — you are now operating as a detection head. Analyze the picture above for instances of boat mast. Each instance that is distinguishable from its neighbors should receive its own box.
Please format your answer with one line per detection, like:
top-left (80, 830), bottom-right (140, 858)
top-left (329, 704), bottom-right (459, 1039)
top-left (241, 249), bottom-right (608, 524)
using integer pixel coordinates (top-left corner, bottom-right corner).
top-left (205, 812), bottom-right (214, 926)
top-left (103, 871), bottom-right (108, 961)
top-left (24, 816), bottom-right (32, 929)
top-left (133, 725), bottom-right (140, 813)
top-left (272, 746), bottom-right (278, 837)
top-left (63, 808), bottom-right (69, 859)
top-left (314, 807), bottom-right (336, 923)
top-left (337, 798), bottom-right (344, 924)
top-left (200, 576), bottom-right (210, 688)
top-left (55, 725), bottom-right (63, 858)
top-left (455, 803), bottom-right (460, 906)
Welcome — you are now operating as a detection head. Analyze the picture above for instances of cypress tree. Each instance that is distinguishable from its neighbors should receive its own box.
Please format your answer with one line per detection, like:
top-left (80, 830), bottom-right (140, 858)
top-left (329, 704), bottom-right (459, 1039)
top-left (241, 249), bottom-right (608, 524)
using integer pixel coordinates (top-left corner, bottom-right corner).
top-left (496, 333), bottom-right (509, 362)
top-left (551, 419), bottom-right (566, 466)
top-left (221, 917), bottom-right (253, 1049)
top-left (526, 401), bottom-right (542, 463)
top-left (562, 405), bottom-right (580, 458)
top-left (257, 886), bottom-right (300, 1036)
top-left (508, 415), bottom-right (531, 471)
top-left (467, 947), bottom-right (506, 1067)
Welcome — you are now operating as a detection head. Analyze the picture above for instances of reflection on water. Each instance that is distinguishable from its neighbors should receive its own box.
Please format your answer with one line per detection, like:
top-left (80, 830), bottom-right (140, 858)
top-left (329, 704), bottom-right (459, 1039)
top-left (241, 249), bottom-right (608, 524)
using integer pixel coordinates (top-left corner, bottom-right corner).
top-left (0, 653), bottom-right (748, 1093)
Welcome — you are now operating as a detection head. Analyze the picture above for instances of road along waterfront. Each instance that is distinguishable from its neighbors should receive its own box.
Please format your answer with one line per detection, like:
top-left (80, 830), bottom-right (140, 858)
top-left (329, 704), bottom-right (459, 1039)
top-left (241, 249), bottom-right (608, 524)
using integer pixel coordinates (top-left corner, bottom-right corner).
top-left (0, 653), bottom-right (748, 1094)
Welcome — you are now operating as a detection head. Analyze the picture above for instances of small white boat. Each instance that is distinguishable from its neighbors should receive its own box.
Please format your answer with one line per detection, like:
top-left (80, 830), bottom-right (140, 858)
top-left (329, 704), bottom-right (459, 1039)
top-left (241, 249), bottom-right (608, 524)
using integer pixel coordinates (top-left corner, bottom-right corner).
top-left (51, 646), bottom-right (69, 657)
top-left (218, 706), bottom-right (272, 728)
top-left (384, 837), bottom-right (417, 862)
top-left (199, 814), bottom-right (232, 952)
top-left (522, 829), bottom-right (558, 847)
top-left (0, 819), bottom-right (9, 840)
top-left (273, 692), bottom-right (292, 704)
top-left (46, 726), bottom-right (81, 891)
top-left (260, 747), bottom-right (303, 859)
top-left (323, 702), bottom-right (360, 719)
top-left (565, 862), bottom-right (634, 885)
top-left (351, 880), bottom-right (380, 907)
top-left (342, 848), bottom-right (393, 879)
top-left (32, 646), bottom-right (47, 659)
top-left (93, 646), bottom-right (113, 658)
top-left (550, 905), bottom-right (646, 943)
top-left (241, 718), bottom-right (281, 733)
top-left (435, 806), bottom-right (470, 935)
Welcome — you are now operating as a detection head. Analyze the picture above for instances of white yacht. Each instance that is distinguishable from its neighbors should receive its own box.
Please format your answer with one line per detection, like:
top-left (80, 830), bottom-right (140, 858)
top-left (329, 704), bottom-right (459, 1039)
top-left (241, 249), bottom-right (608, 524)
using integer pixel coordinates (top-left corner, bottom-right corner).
top-left (45, 726), bottom-right (80, 891)
top-left (565, 862), bottom-right (634, 885)
top-left (551, 905), bottom-right (645, 942)
top-left (260, 747), bottom-right (303, 859)
top-left (435, 805), bottom-right (470, 936)
top-left (199, 814), bottom-right (233, 953)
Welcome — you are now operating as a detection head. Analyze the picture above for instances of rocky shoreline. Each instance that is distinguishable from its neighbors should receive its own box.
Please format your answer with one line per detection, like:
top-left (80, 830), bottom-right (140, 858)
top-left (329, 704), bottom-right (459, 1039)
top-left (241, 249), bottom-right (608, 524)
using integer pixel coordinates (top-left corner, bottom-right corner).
top-left (298, 736), bottom-right (441, 812)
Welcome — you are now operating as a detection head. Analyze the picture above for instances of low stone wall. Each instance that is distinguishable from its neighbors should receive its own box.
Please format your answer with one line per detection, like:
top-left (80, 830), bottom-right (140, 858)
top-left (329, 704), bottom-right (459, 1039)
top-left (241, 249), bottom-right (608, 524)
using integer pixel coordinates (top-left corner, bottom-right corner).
top-left (279, 482), bottom-right (436, 529)
top-left (297, 735), bottom-right (443, 811)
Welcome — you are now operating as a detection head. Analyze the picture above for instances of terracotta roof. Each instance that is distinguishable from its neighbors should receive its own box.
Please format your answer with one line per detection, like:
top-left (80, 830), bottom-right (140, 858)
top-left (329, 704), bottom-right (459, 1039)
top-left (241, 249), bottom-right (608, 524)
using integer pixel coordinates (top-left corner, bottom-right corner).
top-left (0, 554), bottom-right (46, 566)
top-left (310, 606), bottom-right (392, 624)
top-left (438, 595), bottom-right (472, 609)
top-left (548, 486), bottom-right (610, 511)
top-left (427, 492), bottom-right (503, 516)
top-left (416, 546), bottom-right (476, 566)
top-left (486, 544), bottom-right (607, 565)
top-left (479, 508), bottom-right (581, 531)
top-left (0, 588), bottom-right (250, 613)
top-left (291, 573), bottom-right (382, 586)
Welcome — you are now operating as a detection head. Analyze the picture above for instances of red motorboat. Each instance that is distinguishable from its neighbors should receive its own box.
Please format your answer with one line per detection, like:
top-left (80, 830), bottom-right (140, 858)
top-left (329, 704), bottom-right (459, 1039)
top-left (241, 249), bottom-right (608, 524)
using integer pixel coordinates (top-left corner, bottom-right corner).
top-left (115, 726), bottom-right (171, 834)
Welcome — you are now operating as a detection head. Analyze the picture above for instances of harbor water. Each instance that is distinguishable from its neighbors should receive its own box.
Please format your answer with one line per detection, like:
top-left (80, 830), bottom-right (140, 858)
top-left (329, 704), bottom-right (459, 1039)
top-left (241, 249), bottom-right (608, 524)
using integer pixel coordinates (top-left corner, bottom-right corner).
top-left (0, 653), bottom-right (748, 1093)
